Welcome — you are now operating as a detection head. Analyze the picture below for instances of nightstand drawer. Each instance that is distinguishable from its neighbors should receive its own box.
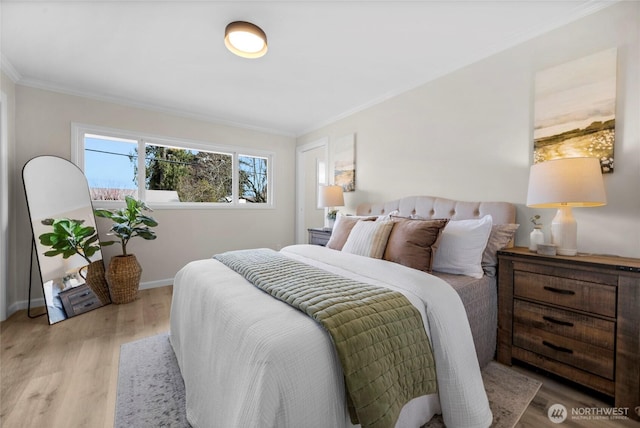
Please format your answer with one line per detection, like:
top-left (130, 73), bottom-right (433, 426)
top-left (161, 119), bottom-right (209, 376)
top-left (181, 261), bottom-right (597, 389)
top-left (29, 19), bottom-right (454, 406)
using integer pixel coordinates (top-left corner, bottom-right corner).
top-left (513, 322), bottom-right (615, 379)
top-left (514, 300), bottom-right (615, 350)
top-left (69, 295), bottom-right (101, 316)
top-left (308, 228), bottom-right (331, 246)
top-left (59, 284), bottom-right (101, 317)
top-left (513, 270), bottom-right (616, 317)
top-left (65, 285), bottom-right (94, 305)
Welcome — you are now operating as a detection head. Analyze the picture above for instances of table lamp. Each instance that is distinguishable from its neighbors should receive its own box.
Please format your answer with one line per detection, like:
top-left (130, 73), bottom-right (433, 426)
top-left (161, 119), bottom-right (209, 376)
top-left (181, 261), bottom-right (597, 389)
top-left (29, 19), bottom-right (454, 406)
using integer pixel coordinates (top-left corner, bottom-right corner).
top-left (526, 157), bottom-right (606, 256)
top-left (318, 185), bottom-right (345, 229)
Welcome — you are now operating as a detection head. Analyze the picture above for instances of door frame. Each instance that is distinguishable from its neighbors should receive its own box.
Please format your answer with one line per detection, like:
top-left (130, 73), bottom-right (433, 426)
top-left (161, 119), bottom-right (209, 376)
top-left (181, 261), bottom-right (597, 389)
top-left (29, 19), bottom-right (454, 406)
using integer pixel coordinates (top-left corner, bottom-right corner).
top-left (295, 137), bottom-right (328, 244)
top-left (0, 91), bottom-right (8, 321)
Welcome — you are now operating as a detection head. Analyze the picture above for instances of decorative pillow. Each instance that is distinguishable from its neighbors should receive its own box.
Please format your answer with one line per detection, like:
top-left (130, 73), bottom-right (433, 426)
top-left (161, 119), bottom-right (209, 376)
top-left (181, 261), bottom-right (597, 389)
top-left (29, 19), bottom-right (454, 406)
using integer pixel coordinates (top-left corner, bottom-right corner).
top-left (342, 220), bottom-right (395, 259)
top-left (375, 209), bottom-right (400, 222)
top-left (432, 215), bottom-right (493, 278)
top-left (326, 214), bottom-right (376, 250)
top-left (383, 218), bottom-right (449, 272)
top-left (482, 223), bottom-right (520, 277)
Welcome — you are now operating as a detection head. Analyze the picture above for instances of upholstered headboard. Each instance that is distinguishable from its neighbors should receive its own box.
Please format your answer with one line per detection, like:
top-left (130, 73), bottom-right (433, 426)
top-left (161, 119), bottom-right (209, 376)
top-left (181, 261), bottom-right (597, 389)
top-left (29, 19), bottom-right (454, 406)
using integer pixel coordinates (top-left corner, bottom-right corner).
top-left (356, 195), bottom-right (516, 226)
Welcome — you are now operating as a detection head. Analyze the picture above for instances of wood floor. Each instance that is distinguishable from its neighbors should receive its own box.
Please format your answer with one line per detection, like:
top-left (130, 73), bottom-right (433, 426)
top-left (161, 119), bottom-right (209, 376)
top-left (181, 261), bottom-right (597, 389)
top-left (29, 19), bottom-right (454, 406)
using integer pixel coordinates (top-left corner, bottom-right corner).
top-left (1, 285), bottom-right (637, 428)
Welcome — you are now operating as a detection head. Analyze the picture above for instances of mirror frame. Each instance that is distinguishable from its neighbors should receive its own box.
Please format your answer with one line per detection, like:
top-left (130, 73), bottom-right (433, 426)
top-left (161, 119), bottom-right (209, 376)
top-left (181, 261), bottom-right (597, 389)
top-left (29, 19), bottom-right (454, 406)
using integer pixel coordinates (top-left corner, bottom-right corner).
top-left (22, 155), bottom-right (110, 324)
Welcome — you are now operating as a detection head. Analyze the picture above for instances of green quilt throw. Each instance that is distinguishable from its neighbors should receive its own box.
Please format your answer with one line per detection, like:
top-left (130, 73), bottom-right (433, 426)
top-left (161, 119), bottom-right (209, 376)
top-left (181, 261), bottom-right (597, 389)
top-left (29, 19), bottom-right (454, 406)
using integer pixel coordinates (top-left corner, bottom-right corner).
top-left (214, 249), bottom-right (437, 428)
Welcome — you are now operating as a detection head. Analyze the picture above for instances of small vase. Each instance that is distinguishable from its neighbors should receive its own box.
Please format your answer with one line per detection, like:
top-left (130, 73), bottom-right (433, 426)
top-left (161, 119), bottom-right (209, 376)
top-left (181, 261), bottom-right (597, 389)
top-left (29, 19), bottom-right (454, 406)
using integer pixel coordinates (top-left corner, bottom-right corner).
top-left (106, 254), bottom-right (142, 304)
top-left (529, 227), bottom-right (544, 252)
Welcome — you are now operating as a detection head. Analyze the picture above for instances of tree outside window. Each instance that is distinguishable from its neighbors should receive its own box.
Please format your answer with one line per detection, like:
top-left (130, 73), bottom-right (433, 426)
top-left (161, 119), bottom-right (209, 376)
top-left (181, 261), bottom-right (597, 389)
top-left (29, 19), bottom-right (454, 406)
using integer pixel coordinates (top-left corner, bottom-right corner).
top-left (78, 129), bottom-right (272, 206)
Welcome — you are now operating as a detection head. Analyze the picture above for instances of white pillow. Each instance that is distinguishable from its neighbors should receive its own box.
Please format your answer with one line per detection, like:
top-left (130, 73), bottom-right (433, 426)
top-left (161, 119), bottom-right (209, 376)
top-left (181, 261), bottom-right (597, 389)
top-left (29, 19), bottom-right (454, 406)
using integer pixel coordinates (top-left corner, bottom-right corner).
top-left (432, 215), bottom-right (493, 278)
top-left (342, 220), bottom-right (394, 259)
top-left (375, 209), bottom-right (400, 222)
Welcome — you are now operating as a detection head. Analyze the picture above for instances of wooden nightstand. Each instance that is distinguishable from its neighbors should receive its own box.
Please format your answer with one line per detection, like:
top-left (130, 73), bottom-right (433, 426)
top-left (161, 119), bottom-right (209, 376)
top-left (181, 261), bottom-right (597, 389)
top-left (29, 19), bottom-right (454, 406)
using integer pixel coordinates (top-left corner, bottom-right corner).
top-left (307, 228), bottom-right (332, 246)
top-left (497, 247), bottom-right (640, 419)
top-left (59, 283), bottom-right (103, 317)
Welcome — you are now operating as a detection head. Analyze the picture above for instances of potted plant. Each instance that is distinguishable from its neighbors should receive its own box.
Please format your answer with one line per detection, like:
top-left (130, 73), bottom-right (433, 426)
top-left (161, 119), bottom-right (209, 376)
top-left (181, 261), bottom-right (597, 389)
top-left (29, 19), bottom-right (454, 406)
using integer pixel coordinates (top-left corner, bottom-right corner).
top-left (38, 218), bottom-right (112, 304)
top-left (94, 196), bottom-right (158, 304)
top-left (529, 214), bottom-right (544, 252)
top-left (327, 209), bottom-right (339, 229)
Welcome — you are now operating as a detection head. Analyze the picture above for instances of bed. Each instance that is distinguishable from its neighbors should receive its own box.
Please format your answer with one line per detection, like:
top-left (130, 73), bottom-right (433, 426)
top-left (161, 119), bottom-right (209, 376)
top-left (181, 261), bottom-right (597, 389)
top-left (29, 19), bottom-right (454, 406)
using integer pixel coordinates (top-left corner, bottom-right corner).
top-left (170, 196), bottom-right (517, 428)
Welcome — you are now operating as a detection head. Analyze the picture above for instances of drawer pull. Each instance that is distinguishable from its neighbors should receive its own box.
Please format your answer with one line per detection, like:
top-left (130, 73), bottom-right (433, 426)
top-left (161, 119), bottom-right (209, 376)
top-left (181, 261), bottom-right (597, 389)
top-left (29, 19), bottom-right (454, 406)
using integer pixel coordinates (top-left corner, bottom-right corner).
top-left (542, 340), bottom-right (573, 354)
top-left (83, 302), bottom-right (95, 308)
top-left (79, 291), bottom-right (91, 297)
top-left (542, 316), bottom-right (574, 327)
top-left (543, 286), bottom-right (575, 295)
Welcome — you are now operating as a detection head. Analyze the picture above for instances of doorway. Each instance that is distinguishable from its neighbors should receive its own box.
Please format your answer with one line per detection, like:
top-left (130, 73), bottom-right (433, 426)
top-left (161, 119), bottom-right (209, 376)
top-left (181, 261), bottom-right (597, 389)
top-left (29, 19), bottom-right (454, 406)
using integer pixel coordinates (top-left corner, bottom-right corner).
top-left (295, 138), bottom-right (328, 244)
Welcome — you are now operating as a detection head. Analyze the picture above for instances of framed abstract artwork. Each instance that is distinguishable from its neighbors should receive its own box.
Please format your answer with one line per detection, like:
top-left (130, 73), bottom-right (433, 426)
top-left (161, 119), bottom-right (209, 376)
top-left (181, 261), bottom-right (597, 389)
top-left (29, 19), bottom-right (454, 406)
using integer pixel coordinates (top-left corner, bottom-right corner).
top-left (334, 133), bottom-right (355, 192)
top-left (533, 48), bottom-right (617, 173)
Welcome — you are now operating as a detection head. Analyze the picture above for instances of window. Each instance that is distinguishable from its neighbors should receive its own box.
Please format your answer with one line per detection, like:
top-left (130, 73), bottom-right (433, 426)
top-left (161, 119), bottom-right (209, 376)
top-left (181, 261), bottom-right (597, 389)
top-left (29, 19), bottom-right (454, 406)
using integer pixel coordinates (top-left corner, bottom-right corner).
top-left (142, 143), bottom-right (233, 204)
top-left (84, 134), bottom-right (138, 200)
top-left (72, 124), bottom-right (274, 208)
top-left (239, 155), bottom-right (268, 203)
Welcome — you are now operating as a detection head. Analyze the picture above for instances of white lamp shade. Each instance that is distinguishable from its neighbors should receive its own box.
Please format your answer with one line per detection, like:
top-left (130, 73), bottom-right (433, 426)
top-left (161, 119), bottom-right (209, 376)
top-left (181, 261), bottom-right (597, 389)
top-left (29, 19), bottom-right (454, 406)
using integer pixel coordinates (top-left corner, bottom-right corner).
top-left (318, 185), bottom-right (344, 208)
top-left (526, 157), bottom-right (606, 256)
top-left (526, 157), bottom-right (606, 208)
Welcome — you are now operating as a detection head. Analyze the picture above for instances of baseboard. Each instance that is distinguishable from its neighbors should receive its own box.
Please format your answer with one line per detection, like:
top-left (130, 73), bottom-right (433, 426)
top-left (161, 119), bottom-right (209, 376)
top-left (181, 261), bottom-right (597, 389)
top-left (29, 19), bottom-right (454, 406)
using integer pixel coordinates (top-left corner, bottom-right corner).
top-left (139, 278), bottom-right (173, 290)
top-left (5, 278), bottom-right (174, 318)
top-left (7, 297), bottom-right (45, 317)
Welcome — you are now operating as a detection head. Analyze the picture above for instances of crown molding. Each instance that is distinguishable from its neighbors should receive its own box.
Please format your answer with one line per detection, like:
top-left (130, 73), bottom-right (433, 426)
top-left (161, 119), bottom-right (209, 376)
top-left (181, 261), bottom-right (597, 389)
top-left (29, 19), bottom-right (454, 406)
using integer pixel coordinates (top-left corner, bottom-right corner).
top-left (2, 48), bottom-right (289, 135)
top-left (296, 0), bottom-right (621, 137)
top-left (15, 77), bottom-right (296, 138)
top-left (0, 54), bottom-right (22, 83)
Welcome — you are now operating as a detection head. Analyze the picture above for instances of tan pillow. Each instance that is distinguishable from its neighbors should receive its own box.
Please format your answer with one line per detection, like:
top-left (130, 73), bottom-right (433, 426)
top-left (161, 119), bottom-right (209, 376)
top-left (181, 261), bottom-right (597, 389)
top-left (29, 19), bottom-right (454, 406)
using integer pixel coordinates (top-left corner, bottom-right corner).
top-left (383, 218), bottom-right (449, 272)
top-left (326, 215), bottom-right (376, 250)
top-left (482, 223), bottom-right (520, 277)
top-left (342, 220), bottom-right (395, 259)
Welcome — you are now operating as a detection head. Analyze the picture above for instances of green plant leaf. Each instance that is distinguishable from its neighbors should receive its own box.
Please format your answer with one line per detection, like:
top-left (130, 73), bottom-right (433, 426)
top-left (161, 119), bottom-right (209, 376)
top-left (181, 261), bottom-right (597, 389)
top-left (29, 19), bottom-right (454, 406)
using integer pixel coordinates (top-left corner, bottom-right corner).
top-left (38, 217), bottom-right (102, 265)
top-left (92, 197), bottom-right (158, 255)
top-left (86, 234), bottom-right (99, 245)
top-left (38, 233), bottom-right (57, 246)
top-left (43, 249), bottom-right (63, 257)
top-left (139, 216), bottom-right (158, 227)
top-left (134, 229), bottom-right (157, 240)
top-left (85, 246), bottom-right (97, 258)
top-left (94, 209), bottom-right (111, 218)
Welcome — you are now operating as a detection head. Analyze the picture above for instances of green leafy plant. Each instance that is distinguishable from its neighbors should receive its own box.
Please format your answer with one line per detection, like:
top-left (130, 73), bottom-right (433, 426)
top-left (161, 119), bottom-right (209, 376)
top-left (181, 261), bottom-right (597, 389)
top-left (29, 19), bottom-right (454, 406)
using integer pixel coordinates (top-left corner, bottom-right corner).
top-left (530, 214), bottom-right (542, 227)
top-left (327, 209), bottom-right (339, 221)
top-left (38, 218), bottom-right (113, 276)
top-left (94, 196), bottom-right (158, 256)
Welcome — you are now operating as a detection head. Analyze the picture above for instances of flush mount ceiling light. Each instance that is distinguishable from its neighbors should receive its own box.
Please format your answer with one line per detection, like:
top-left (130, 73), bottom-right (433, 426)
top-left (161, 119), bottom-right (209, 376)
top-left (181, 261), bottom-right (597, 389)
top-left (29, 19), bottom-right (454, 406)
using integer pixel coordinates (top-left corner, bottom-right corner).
top-left (224, 21), bottom-right (268, 59)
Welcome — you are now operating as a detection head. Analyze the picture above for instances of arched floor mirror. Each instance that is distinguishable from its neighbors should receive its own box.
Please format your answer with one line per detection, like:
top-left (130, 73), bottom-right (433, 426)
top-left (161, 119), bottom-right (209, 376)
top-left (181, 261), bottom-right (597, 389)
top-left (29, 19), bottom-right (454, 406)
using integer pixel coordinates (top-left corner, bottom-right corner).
top-left (23, 155), bottom-right (110, 324)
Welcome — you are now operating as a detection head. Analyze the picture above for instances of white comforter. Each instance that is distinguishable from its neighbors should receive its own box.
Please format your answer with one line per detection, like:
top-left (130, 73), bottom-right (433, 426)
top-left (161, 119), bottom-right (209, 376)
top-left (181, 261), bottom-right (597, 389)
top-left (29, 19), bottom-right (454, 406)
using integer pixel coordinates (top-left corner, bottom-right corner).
top-left (170, 244), bottom-right (492, 428)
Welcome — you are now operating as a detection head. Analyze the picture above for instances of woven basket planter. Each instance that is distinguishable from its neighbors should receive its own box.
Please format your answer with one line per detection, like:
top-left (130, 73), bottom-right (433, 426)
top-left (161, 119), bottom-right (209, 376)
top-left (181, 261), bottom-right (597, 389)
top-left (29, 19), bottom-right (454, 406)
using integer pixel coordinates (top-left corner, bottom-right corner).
top-left (106, 254), bottom-right (142, 304)
top-left (85, 260), bottom-right (111, 305)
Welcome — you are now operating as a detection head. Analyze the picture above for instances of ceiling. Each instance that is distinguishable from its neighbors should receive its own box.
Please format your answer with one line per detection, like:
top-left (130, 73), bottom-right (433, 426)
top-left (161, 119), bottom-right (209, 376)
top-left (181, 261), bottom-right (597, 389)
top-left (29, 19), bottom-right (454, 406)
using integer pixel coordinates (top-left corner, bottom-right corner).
top-left (1, 1), bottom-right (615, 136)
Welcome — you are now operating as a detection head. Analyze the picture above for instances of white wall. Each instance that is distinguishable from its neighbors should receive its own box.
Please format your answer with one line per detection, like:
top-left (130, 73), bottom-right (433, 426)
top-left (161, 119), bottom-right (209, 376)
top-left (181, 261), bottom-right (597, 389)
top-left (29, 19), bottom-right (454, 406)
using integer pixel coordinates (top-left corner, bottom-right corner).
top-left (297, 1), bottom-right (640, 259)
top-left (10, 85), bottom-right (296, 313)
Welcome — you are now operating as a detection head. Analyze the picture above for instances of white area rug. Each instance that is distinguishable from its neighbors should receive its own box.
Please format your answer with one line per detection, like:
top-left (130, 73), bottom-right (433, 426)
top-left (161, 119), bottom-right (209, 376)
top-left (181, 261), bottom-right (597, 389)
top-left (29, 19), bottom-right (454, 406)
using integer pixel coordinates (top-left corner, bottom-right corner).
top-left (116, 333), bottom-right (541, 428)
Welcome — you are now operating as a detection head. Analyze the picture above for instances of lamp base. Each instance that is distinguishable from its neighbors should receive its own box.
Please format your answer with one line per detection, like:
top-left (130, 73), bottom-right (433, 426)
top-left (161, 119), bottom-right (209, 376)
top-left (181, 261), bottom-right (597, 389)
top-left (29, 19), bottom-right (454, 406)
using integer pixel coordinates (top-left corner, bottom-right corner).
top-left (551, 206), bottom-right (577, 256)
